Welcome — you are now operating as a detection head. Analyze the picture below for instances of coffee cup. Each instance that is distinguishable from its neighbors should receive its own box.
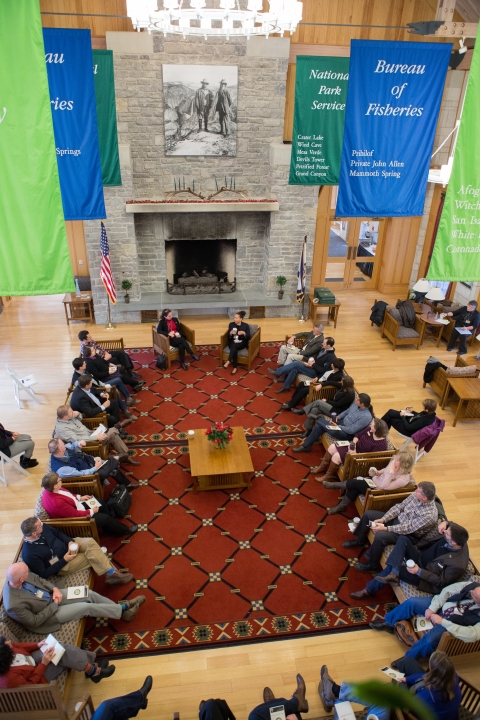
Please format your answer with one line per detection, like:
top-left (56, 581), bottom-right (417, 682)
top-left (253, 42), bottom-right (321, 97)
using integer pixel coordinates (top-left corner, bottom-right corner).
top-left (105, 384), bottom-right (111, 389)
top-left (188, 430), bottom-right (195, 438)
top-left (94, 456), bottom-right (101, 464)
top-left (353, 517), bottom-right (360, 525)
top-left (406, 559), bottom-right (415, 568)
top-left (305, 380), bottom-right (310, 386)
top-left (69, 543), bottom-right (79, 554)
top-left (369, 466), bottom-right (377, 476)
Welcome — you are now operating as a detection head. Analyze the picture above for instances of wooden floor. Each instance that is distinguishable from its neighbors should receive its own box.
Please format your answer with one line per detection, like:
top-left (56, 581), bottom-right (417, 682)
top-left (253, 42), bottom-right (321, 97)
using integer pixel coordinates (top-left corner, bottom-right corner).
top-left (1, 290), bottom-right (479, 718)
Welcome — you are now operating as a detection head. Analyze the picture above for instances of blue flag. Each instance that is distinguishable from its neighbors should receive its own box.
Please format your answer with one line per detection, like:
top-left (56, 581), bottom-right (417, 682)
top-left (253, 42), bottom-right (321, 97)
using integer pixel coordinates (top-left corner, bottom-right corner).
top-left (336, 40), bottom-right (451, 217)
top-left (43, 28), bottom-right (105, 221)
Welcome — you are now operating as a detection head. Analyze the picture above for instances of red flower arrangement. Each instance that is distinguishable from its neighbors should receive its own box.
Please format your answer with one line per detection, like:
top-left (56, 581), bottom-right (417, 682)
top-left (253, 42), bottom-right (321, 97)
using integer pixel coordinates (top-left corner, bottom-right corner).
top-left (206, 422), bottom-right (233, 450)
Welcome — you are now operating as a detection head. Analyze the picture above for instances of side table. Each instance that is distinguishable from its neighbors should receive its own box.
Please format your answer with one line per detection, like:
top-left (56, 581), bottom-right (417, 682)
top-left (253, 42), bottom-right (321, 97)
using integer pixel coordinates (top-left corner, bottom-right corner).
top-left (308, 297), bottom-right (341, 328)
top-left (62, 293), bottom-right (94, 325)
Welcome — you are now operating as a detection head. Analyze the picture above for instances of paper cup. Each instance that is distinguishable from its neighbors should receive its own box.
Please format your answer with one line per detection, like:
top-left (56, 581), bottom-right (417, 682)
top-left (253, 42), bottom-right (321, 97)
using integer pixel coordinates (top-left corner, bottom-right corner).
top-left (353, 517), bottom-right (360, 525)
top-left (69, 543), bottom-right (79, 553)
top-left (188, 430), bottom-right (195, 438)
top-left (94, 456), bottom-right (101, 463)
top-left (369, 466), bottom-right (376, 476)
top-left (406, 559), bottom-right (415, 568)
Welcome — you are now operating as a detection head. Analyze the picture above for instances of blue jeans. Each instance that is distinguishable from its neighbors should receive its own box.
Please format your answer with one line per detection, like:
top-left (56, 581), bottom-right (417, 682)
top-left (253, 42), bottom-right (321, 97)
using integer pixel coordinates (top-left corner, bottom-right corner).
top-left (338, 682), bottom-right (389, 720)
top-left (108, 376), bottom-right (131, 399)
top-left (366, 536), bottom-right (422, 595)
top-left (276, 361), bottom-right (316, 389)
top-left (303, 417), bottom-right (351, 449)
top-left (248, 697), bottom-right (299, 720)
top-left (91, 689), bottom-right (144, 720)
top-left (384, 596), bottom-right (447, 658)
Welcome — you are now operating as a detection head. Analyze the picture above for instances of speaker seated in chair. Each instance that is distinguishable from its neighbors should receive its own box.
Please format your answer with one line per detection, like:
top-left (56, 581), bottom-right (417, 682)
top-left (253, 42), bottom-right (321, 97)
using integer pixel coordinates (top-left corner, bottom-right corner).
top-left (220, 313), bottom-right (261, 373)
top-left (153, 309), bottom-right (197, 371)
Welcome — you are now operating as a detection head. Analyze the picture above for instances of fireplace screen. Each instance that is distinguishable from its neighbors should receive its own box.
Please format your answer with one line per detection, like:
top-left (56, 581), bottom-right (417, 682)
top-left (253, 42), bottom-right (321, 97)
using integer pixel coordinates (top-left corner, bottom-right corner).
top-left (165, 239), bottom-right (236, 295)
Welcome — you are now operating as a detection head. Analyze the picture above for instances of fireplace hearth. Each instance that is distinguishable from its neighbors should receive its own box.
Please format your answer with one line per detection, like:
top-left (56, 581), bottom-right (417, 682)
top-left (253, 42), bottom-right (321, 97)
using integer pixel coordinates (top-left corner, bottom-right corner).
top-left (166, 238), bottom-right (236, 295)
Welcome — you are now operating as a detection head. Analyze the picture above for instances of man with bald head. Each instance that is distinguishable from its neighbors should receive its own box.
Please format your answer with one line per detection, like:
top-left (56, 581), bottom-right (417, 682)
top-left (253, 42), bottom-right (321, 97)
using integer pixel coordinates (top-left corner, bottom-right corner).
top-left (3, 563), bottom-right (145, 633)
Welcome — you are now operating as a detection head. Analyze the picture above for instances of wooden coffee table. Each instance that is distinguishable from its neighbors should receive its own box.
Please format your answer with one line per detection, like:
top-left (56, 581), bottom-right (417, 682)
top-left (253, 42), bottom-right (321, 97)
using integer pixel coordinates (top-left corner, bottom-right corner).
top-left (441, 377), bottom-right (480, 426)
top-left (418, 313), bottom-right (449, 347)
top-left (188, 426), bottom-right (254, 492)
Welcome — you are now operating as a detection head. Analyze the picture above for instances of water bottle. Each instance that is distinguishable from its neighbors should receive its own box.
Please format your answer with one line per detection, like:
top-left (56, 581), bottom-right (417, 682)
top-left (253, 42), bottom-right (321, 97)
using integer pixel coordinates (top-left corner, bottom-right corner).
top-left (75, 277), bottom-right (81, 298)
top-left (331, 412), bottom-right (337, 424)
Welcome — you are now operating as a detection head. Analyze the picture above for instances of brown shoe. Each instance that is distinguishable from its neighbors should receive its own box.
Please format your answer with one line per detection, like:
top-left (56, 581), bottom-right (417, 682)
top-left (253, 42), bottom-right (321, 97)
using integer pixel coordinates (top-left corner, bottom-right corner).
top-left (263, 687), bottom-right (275, 702)
top-left (126, 397), bottom-right (141, 406)
top-left (118, 419), bottom-right (133, 429)
top-left (318, 665), bottom-right (334, 711)
top-left (395, 620), bottom-right (416, 647)
top-left (105, 570), bottom-right (134, 586)
top-left (121, 594), bottom-right (146, 621)
top-left (311, 453), bottom-right (331, 476)
top-left (292, 673), bottom-right (308, 713)
top-left (376, 571), bottom-right (400, 585)
top-left (123, 411), bottom-right (137, 421)
top-left (350, 588), bottom-right (374, 600)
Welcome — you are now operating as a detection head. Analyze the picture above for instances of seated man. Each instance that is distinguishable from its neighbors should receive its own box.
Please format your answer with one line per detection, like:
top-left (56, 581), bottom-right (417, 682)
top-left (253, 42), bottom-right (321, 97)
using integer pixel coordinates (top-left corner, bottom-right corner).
top-left (446, 300), bottom-right (480, 355)
top-left (55, 405), bottom-right (140, 466)
top-left (90, 676), bottom-right (153, 720)
top-left (293, 371), bottom-right (354, 423)
top-left (21, 516), bottom-right (134, 586)
top-left (293, 393), bottom-right (372, 454)
top-left (71, 357), bottom-right (132, 420)
top-left (78, 330), bottom-right (141, 379)
top-left (277, 323), bottom-right (324, 365)
top-left (248, 674), bottom-right (308, 720)
top-left (370, 579), bottom-right (480, 660)
top-left (70, 374), bottom-right (134, 428)
top-left (351, 520), bottom-right (469, 599)
top-left (343, 481), bottom-right (438, 572)
top-left (48, 437), bottom-right (139, 491)
top-left (0, 422), bottom-right (38, 469)
top-left (84, 346), bottom-right (144, 394)
top-left (382, 399), bottom-right (437, 437)
top-left (282, 358), bottom-right (346, 412)
top-left (268, 337), bottom-right (336, 394)
top-left (3, 562), bottom-right (145, 633)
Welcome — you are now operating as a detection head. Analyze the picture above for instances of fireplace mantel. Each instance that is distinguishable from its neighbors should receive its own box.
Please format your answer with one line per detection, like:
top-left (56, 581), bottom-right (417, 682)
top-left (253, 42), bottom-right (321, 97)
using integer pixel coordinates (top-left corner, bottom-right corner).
top-left (125, 200), bottom-right (279, 214)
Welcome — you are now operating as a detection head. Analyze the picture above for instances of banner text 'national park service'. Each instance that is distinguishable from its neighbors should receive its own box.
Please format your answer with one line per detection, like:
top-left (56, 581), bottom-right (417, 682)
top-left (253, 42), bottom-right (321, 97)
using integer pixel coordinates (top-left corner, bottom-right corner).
top-left (289, 56), bottom-right (349, 185)
top-left (336, 40), bottom-right (452, 218)
top-left (428, 41), bottom-right (480, 282)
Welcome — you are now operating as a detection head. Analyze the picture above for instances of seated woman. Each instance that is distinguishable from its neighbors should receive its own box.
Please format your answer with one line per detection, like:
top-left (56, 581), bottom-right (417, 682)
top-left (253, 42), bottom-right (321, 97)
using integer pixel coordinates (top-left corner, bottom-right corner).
top-left (223, 311), bottom-right (251, 375)
top-left (382, 398), bottom-right (437, 437)
top-left (41, 472), bottom-right (138, 537)
top-left (0, 635), bottom-right (115, 687)
top-left (323, 446), bottom-right (413, 515)
top-left (156, 309), bottom-right (199, 371)
top-left (281, 358), bottom-right (346, 411)
top-left (299, 375), bottom-right (355, 432)
top-left (319, 651), bottom-right (461, 720)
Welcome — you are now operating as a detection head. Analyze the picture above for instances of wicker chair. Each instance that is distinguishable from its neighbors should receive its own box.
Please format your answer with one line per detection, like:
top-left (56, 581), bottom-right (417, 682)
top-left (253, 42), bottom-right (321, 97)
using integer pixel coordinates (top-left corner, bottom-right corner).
top-left (381, 308), bottom-right (425, 350)
top-left (151, 323), bottom-right (196, 369)
top-left (219, 324), bottom-right (261, 371)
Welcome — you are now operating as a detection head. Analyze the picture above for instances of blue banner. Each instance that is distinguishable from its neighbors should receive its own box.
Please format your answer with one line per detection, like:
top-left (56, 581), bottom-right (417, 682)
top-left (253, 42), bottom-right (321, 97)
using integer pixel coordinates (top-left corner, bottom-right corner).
top-left (43, 28), bottom-right (105, 221)
top-left (336, 40), bottom-right (451, 217)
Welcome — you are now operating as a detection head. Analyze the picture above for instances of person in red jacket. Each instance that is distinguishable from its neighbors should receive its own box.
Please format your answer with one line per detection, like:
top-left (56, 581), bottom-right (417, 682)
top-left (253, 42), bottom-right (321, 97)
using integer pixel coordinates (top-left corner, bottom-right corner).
top-left (0, 636), bottom-right (115, 687)
top-left (41, 472), bottom-right (137, 537)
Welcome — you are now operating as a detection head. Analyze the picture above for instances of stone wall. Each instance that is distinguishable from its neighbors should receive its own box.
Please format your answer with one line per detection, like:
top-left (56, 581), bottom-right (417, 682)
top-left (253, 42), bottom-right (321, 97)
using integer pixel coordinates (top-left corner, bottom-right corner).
top-left (83, 33), bottom-right (317, 323)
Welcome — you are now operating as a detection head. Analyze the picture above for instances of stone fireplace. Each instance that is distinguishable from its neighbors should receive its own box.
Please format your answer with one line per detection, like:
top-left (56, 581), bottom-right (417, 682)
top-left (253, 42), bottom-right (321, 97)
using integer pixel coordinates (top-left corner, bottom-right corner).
top-left (83, 34), bottom-right (317, 323)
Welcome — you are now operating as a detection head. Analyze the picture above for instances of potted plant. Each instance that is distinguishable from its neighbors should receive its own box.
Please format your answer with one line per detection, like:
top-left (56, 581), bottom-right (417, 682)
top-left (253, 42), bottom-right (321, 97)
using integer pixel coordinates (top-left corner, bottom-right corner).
top-left (276, 275), bottom-right (287, 300)
top-left (121, 279), bottom-right (132, 303)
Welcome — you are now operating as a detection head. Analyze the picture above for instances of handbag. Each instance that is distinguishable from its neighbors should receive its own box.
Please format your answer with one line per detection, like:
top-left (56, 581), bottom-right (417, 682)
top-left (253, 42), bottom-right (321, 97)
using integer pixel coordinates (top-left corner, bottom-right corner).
top-left (106, 486), bottom-right (132, 518)
top-left (156, 353), bottom-right (167, 370)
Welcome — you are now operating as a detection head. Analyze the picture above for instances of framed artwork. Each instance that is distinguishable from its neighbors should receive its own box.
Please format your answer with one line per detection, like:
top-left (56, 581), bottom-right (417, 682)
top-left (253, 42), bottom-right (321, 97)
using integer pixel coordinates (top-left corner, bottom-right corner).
top-left (163, 64), bottom-right (238, 156)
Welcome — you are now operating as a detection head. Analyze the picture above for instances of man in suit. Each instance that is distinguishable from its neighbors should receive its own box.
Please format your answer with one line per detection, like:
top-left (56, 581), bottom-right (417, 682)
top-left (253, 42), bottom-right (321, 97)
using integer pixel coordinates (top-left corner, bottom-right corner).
top-left (446, 300), bottom-right (480, 355)
top-left (351, 521), bottom-right (470, 599)
top-left (276, 323), bottom-right (324, 365)
top-left (3, 563), bottom-right (145, 633)
top-left (268, 337), bottom-right (336, 394)
top-left (55, 405), bottom-right (139, 466)
top-left (20, 517), bottom-right (134, 586)
top-left (71, 358), bottom-right (133, 421)
top-left (193, 79), bottom-right (213, 132)
top-left (48, 438), bottom-right (138, 490)
top-left (70, 375), bottom-right (133, 429)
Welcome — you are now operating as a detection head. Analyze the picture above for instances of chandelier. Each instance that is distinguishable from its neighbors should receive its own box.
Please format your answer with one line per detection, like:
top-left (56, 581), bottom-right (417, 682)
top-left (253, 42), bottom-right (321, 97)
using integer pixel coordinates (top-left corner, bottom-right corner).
top-left (126, 0), bottom-right (303, 39)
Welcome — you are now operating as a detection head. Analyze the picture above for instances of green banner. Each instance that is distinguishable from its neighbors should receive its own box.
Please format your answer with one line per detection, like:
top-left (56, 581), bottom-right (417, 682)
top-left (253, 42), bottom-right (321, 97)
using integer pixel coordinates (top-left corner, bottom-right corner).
top-left (93, 50), bottom-right (122, 187)
top-left (0, 0), bottom-right (74, 296)
top-left (289, 56), bottom-right (349, 185)
top-left (427, 42), bottom-right (480, 281)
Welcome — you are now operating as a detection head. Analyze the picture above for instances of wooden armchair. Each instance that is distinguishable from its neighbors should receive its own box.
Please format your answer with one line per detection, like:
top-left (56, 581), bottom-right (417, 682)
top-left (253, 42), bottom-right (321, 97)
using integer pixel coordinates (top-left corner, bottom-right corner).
top-left (305, 383), bottom-right (337, 405)
top-left (59, 475), bottom-right (104, 500)
top-left (152, 323), bottom-right (196, 369)
top-left (219, 324), bottom-right (261, 371)
top-left (381, 309), bottom-right (425, 350)
top-left (424, 363), bottom-right (479, 404)
top-left (94, 337), bottom-right (124, 352)
top-left (394, 675), bottom-right (480, 719)
top-left (0, 680), bottom-right (71, 720)
top-left (357, 483), bottom-right (416, 515)
top-left (284, 333), bottom-right (305, 348)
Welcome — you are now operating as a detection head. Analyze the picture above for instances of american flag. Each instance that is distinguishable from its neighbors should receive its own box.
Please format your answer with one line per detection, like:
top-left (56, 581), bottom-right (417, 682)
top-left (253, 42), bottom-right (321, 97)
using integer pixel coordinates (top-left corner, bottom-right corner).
top-left (100, 221), bottom-right (116, 304)
top-left (296, 235), bottom-right (307, 303)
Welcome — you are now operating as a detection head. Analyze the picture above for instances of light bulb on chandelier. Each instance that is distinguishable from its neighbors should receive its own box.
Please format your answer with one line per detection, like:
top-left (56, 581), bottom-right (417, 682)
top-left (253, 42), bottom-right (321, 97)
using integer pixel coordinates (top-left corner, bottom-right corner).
top-left (126, 0), bottom-right (303, 38)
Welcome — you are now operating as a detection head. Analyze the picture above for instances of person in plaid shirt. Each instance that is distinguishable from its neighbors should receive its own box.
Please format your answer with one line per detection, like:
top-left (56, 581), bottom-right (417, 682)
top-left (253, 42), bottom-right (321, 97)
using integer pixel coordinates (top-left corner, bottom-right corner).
top-left (343, 481), bottom-right (438, 572)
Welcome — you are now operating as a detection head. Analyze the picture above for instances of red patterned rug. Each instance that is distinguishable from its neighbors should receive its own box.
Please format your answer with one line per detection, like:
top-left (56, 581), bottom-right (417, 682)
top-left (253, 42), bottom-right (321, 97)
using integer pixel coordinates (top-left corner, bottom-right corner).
top-left (82, 343), bottom-right (395, 657)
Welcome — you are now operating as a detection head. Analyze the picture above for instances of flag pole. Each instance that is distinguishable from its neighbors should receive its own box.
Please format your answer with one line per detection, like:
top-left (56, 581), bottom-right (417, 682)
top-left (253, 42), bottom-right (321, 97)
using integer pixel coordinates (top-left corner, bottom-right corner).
top-left (298, 233), bottom-right (307, 323)
top-left (105, 295), bottom-right (116, 330)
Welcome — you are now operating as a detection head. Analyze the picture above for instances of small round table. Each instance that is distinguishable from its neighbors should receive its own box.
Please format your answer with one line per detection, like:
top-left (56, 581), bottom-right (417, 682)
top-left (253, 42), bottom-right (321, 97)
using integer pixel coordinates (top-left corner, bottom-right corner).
top-left (419, 313), bottom-right (447, 347)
